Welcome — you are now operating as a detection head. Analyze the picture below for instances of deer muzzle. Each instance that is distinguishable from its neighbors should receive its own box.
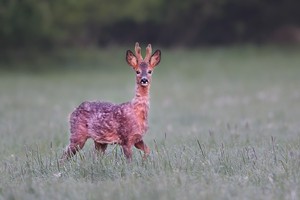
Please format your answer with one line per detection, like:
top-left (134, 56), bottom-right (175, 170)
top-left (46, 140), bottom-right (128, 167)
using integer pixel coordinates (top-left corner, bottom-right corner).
top-left (140, 77), bottom-right (149, 86)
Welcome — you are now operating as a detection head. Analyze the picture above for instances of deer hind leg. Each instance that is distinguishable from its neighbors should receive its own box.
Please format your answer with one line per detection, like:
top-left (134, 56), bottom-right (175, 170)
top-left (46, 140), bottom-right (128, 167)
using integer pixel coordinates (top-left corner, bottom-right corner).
top-left (94, 142), bottom-right (107, 154)
top-left (61, 135), bottom-right (88, 161)
top-left (61, 126), bottom-right (88, 161)
top-left (121, 144), bottom-right (133, 162)
top-left (134, 140), bottom-right (150, 159)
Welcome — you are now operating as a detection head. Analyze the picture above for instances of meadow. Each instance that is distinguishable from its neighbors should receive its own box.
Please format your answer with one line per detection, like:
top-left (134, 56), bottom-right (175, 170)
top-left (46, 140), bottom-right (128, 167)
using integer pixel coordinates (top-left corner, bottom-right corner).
top-left (1, 46), bottom-right (300, 200)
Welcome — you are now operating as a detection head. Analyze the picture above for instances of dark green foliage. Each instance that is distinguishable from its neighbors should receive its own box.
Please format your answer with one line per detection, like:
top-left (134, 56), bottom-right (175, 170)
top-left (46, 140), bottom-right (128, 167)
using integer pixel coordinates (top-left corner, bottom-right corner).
top-left (0, 0), bottom-right (300, 50)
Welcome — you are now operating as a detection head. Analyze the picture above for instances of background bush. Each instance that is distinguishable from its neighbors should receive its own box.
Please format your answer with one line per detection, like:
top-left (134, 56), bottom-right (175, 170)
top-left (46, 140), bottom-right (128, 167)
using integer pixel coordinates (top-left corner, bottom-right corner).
top-left (1, 0), bottom-right (300, 50)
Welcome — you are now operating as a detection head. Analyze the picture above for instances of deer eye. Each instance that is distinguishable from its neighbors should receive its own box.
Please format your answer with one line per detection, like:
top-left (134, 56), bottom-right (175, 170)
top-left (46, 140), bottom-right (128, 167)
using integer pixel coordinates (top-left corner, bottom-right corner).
top-left (148, 70), bottom-right (152, 74)
top-left (136, 71), bottom-right (141, 74)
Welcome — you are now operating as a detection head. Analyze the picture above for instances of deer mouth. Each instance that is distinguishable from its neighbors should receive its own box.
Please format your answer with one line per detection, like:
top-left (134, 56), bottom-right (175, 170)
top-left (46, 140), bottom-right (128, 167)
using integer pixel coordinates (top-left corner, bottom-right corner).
top-left (140, 78), bottom-right (149, 86)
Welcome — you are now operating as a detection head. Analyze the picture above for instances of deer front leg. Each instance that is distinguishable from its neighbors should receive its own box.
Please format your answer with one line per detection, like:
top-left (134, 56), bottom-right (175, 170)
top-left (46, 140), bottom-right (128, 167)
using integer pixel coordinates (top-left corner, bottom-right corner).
top-left (134, 140), bottom-right (150, 159)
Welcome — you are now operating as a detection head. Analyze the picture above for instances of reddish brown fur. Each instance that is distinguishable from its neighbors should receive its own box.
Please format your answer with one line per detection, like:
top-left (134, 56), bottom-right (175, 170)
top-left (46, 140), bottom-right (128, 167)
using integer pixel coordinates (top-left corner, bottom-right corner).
top-left (61, 43), bottom-right (161, 161)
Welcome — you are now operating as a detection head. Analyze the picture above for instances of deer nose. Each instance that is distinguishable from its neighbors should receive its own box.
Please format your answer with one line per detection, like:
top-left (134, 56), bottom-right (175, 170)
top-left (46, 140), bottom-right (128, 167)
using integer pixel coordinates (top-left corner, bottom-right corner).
top-left (140, 77), bottom-right (149, 85)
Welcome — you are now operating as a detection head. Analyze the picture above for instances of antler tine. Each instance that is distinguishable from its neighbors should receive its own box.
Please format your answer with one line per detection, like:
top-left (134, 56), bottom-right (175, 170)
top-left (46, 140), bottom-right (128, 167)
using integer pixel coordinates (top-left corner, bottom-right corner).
top-left (145, 44), bottom-right (152, 61)
top-left (135, 42), bottom-right (143, 61)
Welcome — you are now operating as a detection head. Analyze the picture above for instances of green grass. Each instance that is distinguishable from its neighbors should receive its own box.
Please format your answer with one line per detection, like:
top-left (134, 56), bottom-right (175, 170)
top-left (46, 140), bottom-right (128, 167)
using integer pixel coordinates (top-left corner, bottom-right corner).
top-left (1, 46), bottom-right (300, 200)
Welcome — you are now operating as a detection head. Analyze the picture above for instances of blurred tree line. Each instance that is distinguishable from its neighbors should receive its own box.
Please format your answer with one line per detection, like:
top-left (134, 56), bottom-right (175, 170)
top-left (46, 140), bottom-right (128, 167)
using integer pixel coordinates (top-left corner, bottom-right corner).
top-left (1, 0), bottom-right (300, 50)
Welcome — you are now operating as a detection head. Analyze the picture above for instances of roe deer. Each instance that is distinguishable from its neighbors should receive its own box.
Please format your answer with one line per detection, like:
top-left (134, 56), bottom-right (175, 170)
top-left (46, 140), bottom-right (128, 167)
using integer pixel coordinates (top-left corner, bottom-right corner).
top-left (61, 43), bottom-right (161, 162)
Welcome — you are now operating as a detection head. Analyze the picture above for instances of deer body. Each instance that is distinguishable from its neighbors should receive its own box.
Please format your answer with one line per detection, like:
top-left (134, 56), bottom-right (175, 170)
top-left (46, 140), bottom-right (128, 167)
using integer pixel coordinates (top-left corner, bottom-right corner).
top-left (61, 43), bottom-right (161, 161)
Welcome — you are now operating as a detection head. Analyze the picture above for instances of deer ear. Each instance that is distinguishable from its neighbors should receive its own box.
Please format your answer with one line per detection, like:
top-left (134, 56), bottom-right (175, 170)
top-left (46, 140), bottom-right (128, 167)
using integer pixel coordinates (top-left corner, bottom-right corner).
top-left (126, 50), bottom-right (138, 68)
top-left (150, 50), bottom-right (161, 68)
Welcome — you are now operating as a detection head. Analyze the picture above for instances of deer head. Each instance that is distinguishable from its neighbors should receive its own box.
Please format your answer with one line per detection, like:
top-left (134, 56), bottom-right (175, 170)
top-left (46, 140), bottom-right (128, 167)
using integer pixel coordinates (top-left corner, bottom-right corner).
top-left (126, 42), bottom-right (161, 87)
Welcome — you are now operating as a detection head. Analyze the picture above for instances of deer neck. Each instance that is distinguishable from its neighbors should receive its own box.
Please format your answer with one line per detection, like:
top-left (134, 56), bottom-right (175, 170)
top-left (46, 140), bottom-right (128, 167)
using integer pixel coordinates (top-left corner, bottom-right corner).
top-left (132, 84), bottom-right (150, 122)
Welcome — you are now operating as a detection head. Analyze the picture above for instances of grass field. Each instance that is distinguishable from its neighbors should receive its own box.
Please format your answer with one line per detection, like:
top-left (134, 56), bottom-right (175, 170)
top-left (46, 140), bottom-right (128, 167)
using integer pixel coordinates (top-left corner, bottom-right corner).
top-left (1, 46), bottom-right (300, 200)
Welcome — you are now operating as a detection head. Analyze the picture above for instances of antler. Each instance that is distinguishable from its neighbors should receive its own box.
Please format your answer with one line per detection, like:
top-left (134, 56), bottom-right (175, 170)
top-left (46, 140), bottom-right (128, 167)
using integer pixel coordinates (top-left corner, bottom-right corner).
top-left (135, 42), bottom-right (143, 62)
top-left (145, 44), bottom-right (152, 61)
